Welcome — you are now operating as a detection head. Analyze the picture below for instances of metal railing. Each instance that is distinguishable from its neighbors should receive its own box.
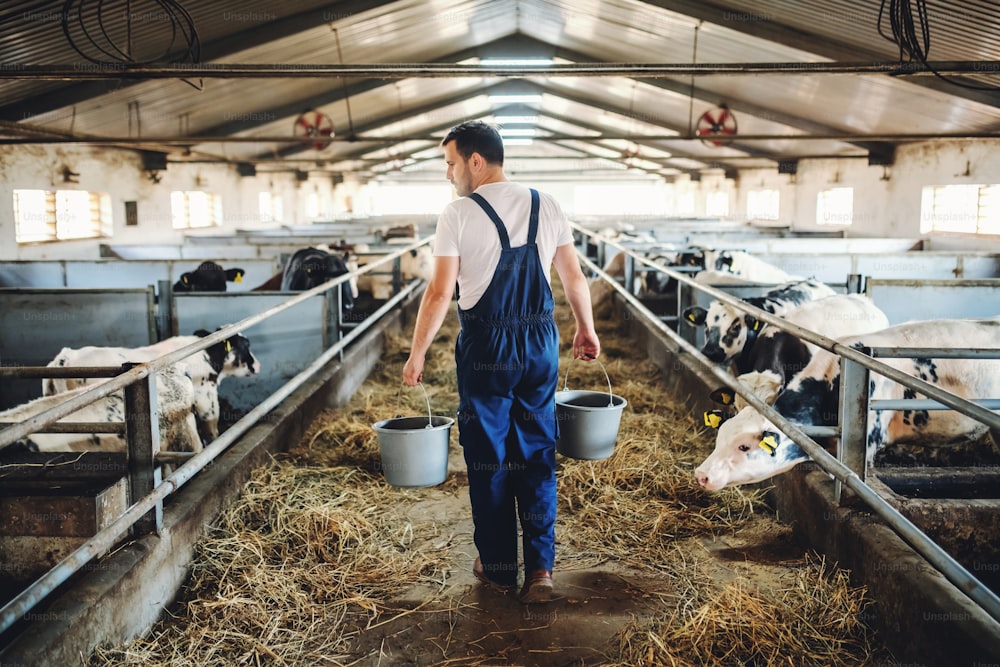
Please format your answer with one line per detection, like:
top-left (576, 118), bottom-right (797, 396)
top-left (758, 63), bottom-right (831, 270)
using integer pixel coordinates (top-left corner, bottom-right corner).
top-left (575, 225), bottom-right (1000, 625)
top-left (0, 238), bottom-right (430, 635)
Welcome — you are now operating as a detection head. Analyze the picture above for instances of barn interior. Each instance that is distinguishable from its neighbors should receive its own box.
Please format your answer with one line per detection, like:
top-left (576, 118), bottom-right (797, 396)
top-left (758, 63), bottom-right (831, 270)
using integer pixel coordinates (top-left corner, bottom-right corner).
top-left (0, 1), bottom-right (999, 666)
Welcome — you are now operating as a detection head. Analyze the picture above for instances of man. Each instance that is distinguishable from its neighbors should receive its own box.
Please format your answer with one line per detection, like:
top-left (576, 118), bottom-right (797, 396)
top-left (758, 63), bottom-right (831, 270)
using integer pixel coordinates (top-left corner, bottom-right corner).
top-left (402, 120), bottom-right (600, 603)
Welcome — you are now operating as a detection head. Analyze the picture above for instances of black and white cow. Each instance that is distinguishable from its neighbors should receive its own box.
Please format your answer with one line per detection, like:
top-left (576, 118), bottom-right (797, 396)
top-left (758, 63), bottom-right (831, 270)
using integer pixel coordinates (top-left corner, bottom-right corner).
top-left (174, 261), bottom-right (246, 292)
top-left (683, 278), bottom-right (837, 364)
top-left (44, 329), bottom-right (260, 444)
top-left (5, 364), bottom-right (201, 453)
top-left (695, 317), bottom-right (1000, 490)
top-left (280, 247), bottom-right (356, 309)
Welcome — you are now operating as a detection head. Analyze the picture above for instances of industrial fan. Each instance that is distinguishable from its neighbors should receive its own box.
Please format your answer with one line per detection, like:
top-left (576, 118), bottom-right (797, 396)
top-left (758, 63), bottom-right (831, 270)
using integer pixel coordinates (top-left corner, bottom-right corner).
top-left (695, 104), bottom-right (738, 147)
top-left (293, 109), bottom-right (335, 150)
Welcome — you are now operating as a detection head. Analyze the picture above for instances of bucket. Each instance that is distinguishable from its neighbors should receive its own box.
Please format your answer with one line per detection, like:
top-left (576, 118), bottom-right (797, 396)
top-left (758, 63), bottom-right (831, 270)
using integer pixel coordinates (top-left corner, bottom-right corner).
top-left (555, 359), bottom-right (627, 460)
top-left (372, 384), bottom-right (454, 487)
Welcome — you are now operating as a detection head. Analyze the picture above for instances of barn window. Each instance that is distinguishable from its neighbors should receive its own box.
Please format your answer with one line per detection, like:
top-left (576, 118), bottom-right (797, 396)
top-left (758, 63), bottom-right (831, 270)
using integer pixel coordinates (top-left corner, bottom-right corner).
top-left (13, 189), bottom-right (113, 243)
top-left (259, 192), bottom-right (283, 223)
top-left (747, 189), bottom-right (780, 221)
top-left (816, 187), bottom-right (854, 226)
top-left (705, 191), bottom-right (730, 218)
top-left (920, 184), bottom-right (1000, 234)
top-left (171, 191), bottom-right (223, 229)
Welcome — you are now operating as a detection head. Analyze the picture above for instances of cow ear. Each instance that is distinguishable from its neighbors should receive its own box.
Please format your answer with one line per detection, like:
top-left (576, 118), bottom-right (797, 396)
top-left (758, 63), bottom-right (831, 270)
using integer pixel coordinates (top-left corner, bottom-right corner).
top-left (683, 306), bottom-right (707, 326)
top-left (709, 387), bottom-right (735, 405)
top-left (702, 409), bottom-right (727, 429)
top-left (744, 315), bottom-right (762, 332)
top-left (759, 431), bottom-right (780, 456)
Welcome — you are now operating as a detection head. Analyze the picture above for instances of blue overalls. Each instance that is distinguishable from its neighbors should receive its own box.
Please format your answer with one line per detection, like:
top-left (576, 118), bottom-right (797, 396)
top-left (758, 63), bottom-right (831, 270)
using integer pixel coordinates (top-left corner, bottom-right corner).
top-left (457, 188), bottom-right (560, 587)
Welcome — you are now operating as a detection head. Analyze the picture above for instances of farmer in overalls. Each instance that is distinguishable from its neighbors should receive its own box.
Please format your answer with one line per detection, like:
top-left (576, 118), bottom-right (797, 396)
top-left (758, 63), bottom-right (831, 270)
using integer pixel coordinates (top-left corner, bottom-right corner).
top-left (403, 120), bottom-right (600, 603)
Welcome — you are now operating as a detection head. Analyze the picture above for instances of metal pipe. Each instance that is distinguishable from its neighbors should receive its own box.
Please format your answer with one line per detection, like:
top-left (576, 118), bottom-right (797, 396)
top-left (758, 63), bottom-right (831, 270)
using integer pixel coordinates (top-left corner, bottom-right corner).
top-left (577, 231), bottom-right (1000, 624)
top-left (1, 61), bottom-right (997, 79)
top-left (871, 399), bottom-right (1000, 411)
top-left (0, 132), bottom-right (996, 146)
top-left (871, 347), bottom-right (1000, 359)
top-left (0, 269), bottom-right (424, 635)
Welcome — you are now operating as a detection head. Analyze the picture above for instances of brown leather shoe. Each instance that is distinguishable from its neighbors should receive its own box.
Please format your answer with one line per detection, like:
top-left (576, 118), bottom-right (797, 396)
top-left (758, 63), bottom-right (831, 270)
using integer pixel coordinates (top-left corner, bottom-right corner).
top-left (473, 557), bottom-right (515, 593)
top-left (519, 569), bottom-right (554, 603)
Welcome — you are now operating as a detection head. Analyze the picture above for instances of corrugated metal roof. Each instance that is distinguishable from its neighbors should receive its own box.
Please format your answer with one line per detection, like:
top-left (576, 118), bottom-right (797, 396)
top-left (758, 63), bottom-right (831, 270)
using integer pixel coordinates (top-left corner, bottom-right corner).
top-left (0, 0), bottom-right (996, 180)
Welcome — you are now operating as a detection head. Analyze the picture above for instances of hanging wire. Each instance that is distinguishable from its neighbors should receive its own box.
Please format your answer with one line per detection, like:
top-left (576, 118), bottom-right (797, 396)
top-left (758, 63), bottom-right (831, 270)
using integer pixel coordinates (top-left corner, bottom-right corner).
top-left (877, 0), bottom-right (999, 92)
top-left (61, 0), bottom-right (201, 65)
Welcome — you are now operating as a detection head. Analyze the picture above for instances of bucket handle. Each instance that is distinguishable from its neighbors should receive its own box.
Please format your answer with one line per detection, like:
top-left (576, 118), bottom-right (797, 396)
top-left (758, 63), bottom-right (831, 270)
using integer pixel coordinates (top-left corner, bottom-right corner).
top-left (561, 358), bottom-right (615, 408)
top-left (394, 382), bottom-right (435, 429)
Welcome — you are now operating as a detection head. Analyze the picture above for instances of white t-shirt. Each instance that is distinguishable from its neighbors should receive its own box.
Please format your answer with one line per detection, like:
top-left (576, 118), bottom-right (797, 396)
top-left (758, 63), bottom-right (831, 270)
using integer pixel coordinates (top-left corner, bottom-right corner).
top-left (434, 182), bottom-right (574, 311)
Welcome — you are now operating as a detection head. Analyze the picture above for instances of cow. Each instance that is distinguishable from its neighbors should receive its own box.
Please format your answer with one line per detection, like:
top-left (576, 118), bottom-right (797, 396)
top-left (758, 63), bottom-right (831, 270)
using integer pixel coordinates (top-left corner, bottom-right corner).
top-left (173, 261), bottom-right (246, 292)
top-left (4, 364), bottom-right (201, 454)
top-left (280, 247), bottom-right (356, 309)
top-left (355, 245), bottom-right (434, 300)
top-left (44, 329), bottom-right (260, 445)
top-left (683, 279), bottom-right (837, 364)
top-left (732, 294), bottom-right (890, 383)
top-left (712, 250), bottom-right (803, 285)
top-left (695, 317), bottom-right (1000, 491)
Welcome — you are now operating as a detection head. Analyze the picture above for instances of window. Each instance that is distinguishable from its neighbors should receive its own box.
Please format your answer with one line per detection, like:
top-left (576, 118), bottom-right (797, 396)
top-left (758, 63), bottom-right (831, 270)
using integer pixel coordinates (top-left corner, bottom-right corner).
top-left (305, 192), bottom-right (321, 219)
top-left (13, 189), bottom-right (112, 243)
top-left (171, 191), bottom-right (223, 229)
top-left (816, 187), bottom-right (853, 226)
top-left (258, 192), bottom-right (283, 223)
top-left (920, 184), bottom-right (1000, 234)
top-left (747, 189), bottom-right (780, 221)
top-left (705, 191), bottom-right (730, 218)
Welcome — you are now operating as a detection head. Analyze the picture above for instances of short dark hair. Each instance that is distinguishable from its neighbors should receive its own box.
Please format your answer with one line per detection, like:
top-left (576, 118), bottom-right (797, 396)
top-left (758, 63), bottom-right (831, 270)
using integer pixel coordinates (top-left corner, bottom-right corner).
top-left (441, 120), bottom-right (504, 165)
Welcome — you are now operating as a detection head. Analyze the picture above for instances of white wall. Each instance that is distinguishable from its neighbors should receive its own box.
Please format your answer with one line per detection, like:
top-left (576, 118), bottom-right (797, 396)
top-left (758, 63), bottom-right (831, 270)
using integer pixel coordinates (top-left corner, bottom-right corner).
top-left (0, 145), bottom-right (342, 260)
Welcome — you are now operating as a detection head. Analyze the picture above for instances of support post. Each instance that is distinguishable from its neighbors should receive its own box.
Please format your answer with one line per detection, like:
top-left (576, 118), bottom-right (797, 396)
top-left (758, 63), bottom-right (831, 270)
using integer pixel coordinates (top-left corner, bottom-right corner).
top-left (837, 352), bottom-right (870, 503)
top-left (123, 364), bottom-right (162, 535)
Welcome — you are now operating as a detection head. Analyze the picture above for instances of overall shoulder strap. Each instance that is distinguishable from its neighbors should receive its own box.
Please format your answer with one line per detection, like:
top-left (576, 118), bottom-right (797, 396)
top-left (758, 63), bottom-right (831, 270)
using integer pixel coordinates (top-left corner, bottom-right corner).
top-left (467, 193), bottom-right (511, 250)
top-left (526, 188), bottom-right (540, 244)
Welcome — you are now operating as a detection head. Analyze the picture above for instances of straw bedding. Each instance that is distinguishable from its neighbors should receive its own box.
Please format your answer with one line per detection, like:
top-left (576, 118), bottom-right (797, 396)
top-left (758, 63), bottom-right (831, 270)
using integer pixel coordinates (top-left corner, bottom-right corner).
top-left (88, 279), bottom-right (890, 666)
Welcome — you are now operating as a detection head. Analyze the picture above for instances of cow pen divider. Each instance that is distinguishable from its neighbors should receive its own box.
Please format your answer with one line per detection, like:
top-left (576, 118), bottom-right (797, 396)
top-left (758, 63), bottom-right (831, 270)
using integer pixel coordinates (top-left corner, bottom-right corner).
top-left (574, 226), bottom-right (1000, 630)
top-left (0, 239), bottom-right (431, 637)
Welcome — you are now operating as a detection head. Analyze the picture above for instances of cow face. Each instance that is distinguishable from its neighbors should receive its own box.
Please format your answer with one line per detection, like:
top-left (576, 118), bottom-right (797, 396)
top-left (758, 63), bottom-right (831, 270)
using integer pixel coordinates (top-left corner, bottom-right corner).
top-left (174, 262), bottom-right (246, 292)
top-left (195, 330), bottom-right (261, 378)
top-left (282, 248), bottom-right (355, 309)
top-left (697, 302), bottom-right (760, 363)
top-left (695, 407), bottom-right (808, 490)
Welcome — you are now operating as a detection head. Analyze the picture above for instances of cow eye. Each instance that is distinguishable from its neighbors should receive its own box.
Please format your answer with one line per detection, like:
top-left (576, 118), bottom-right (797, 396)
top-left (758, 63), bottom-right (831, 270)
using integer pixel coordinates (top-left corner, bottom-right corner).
top-left (738, 444), bottom-right (751, 452)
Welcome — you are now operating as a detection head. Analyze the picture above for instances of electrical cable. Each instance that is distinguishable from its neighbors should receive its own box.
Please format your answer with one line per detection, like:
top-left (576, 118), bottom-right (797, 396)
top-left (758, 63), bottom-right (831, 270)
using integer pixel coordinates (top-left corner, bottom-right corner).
top-left (877, 0), bottom-right (1000, 92)
top-left (61, 0), bottom-right (201, 66)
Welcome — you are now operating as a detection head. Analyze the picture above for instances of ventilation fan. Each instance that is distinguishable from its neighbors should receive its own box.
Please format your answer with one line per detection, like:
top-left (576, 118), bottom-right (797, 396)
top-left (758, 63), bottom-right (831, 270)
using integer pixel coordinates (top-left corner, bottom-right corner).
top-left (695, 104), bottom-right (737, 147)
top-left (293, 109), bottom-right (335, 150)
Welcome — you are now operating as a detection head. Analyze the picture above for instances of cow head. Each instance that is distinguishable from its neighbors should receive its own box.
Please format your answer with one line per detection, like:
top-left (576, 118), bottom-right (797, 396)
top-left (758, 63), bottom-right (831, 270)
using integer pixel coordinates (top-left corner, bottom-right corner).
top-left (174, 262), bottom-right (245, 292)
top-left (695, 406), bottom-right (808, 490)
top-left (683, 301), bottom-right (763, 363)
top-left (281, 247), bottom-right (355, 309)
top-left (194, 329), bottom-right (261, 378)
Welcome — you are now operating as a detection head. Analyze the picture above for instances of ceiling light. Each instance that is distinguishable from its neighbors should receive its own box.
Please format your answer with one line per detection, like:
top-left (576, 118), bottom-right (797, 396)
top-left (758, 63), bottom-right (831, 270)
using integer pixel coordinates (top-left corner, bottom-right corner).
top-left (503, 138), bottom-right (534, 146)
top-left (480, 58), bottom-right (554, 67)
top-left (494, 115), bottom-right (539, 124)
top-left (499, 128), bottom-right (536, 137)
top-left (488, 94), bottom-right (543, 105)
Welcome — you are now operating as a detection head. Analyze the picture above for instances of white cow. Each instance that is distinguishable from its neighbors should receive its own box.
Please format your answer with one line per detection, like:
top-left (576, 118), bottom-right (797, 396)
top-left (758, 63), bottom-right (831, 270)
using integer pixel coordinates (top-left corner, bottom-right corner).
top-left (44, 330), bottom-right (260, 444)
top-left (696, 317), bottom-right (1000, 490)
top-left (5, 364), bottom-right (200, 453)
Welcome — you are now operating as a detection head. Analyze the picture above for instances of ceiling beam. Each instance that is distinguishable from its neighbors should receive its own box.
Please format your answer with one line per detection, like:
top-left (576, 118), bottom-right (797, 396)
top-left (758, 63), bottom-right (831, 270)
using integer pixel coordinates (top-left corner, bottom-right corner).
top-left (635, 0), bottom-right (1000, 108)
top-left (0, 0), bottom-right (399, 122)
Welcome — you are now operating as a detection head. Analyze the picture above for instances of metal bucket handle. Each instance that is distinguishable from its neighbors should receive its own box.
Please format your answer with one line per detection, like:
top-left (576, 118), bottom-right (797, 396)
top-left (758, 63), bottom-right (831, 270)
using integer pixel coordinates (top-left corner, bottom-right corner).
top-left (394, 382), bottom-right (435, 429)
top-left (561, 358), bottom-right (615, 408)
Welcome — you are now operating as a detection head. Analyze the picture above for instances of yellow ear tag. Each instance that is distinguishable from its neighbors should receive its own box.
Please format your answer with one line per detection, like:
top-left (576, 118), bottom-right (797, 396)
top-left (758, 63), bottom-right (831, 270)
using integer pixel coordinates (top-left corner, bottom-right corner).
top-left (686, 311), bottom-right (697, 323)
top-left (225, 340), bottom-right (232, 353)
top-left (235, 273), bottom-right (244, 283)
top-left (751, 318), bottom-right (762, 332)
top-left (182, 275), bottom-right (189, 284)
top-left (703, 411), bottom-right (722, 429)
top-left (759, 435), bottom-right (778, 457)
top-left (719, 391), bottom-right (734, 406)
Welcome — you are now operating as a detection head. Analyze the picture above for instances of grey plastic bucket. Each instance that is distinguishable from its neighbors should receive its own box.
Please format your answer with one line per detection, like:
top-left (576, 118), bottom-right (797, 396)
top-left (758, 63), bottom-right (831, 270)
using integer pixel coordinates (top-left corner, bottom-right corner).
top-left (555, 360), bottom-right (627, 460)
top-left (373, 384), bottom-right (453, 487)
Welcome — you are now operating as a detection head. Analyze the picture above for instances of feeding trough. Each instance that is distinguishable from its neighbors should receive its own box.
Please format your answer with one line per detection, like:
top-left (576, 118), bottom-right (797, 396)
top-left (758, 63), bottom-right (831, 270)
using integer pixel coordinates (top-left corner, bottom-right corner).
top-left (372, 383), bottom-right (453, 487)
top-left (555, 359), bottom-right (627, 460)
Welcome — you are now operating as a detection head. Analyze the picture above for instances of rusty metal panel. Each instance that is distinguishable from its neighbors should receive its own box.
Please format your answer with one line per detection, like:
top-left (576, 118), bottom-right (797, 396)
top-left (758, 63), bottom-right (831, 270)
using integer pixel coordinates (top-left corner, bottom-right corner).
top-left (0, 478), bottom-right (127, 537)
top-left (865, 279), bottom-right (1000, 325)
